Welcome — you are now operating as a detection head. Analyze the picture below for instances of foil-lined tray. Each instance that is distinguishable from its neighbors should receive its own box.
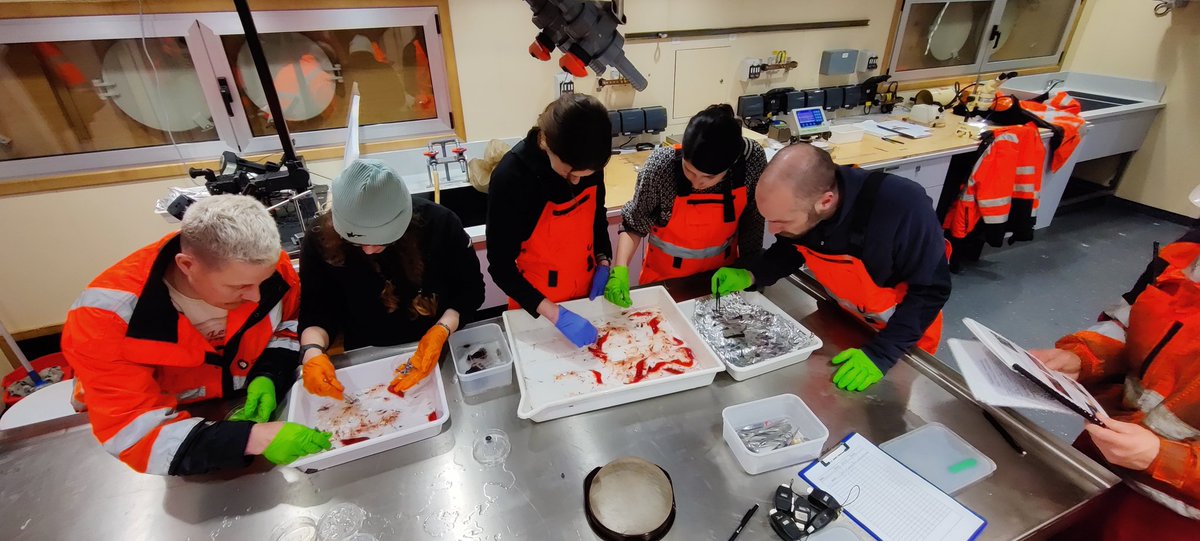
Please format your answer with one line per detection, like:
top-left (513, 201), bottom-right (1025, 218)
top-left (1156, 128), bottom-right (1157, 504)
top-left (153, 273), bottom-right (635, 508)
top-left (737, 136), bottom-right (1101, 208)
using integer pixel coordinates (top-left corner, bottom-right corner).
top-left (691, 292), bottom-right (821, 370)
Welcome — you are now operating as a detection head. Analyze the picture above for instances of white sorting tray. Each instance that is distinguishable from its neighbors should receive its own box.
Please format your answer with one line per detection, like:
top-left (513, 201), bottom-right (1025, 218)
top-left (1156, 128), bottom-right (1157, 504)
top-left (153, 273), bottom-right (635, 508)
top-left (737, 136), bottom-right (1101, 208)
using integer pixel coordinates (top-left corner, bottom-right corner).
top-left (503, 286), bottom-right (724, 422)
top-left (678, 292), bottom-right (823, 381)
top-left (285, 348), bottom-right (450, 472)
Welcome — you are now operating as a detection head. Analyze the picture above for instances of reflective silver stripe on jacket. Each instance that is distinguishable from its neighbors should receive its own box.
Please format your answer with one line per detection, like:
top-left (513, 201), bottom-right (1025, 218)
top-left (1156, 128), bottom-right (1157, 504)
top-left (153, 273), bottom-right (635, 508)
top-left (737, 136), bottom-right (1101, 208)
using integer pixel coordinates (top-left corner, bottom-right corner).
top-left (827, 291), bottom-right (896, 324)
top-left (1123, 376), bottom-right (1166, 414)
top-left (1086, 320), bottom-right (1127, 342)
top-left (267, 336), bottom-right (300, 351)
top-left (1127, 480), bottom-right (1200, 520)
top-left (978, 196), bottom-right (1012, 208)
top-left (101, 408), bottom-right (178, 456)
top-left (70, 288), bottom-right (138, 324)
top-left (1144, 405), bottom-right (1200, 441)
top-left (233, 375), bottom-right (248, 391)
top-left (1015, 166), bottom-right (1038, 176)
top-left (646, 233), bottom-right (734, 260)
top-left (144, 417), bottom-right (204, 475)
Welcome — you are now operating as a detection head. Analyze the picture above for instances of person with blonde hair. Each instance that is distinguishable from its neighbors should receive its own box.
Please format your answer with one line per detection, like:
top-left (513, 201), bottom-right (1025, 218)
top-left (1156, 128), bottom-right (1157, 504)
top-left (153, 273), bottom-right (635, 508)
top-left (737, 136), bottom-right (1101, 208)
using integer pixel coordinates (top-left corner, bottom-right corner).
top-left (62, 195), bottom-right (330, 475)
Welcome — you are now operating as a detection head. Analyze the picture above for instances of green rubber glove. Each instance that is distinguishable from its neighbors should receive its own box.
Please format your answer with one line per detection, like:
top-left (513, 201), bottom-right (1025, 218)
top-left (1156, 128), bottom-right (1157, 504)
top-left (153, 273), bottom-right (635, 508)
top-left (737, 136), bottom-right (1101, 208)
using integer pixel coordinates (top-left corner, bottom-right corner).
top-left (262, 422), bottom-right (333, 465)
top-left (831, 348), bottom-right (884, 392)
top-left (711, 267), bottom-right (754, 297)
top-left (229, 377), bottom-right (276, 423)
top-left (604, 265), bottom-right (632, 308)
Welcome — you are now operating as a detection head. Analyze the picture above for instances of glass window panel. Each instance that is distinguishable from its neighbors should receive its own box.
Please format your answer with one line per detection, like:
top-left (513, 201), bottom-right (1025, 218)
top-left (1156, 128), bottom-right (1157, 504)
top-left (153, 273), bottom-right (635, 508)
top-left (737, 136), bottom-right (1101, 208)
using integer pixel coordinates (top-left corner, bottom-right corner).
top-left (989, 0), bottom-right (1076, 62)
top-left (0, 38), bottom-right (217, 162)
top-left (221, 27), bottom-right (436, 138)
top-left (895, 1), bottom-right (995, 72)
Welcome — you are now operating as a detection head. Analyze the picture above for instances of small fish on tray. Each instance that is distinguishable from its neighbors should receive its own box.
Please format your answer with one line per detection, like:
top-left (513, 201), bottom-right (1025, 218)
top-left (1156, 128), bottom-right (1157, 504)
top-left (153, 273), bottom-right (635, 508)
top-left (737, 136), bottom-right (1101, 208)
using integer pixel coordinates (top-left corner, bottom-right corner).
top-left (461, 341), bottom-right (505, 374)
top-left (692, 292), bottom-right (817, 368)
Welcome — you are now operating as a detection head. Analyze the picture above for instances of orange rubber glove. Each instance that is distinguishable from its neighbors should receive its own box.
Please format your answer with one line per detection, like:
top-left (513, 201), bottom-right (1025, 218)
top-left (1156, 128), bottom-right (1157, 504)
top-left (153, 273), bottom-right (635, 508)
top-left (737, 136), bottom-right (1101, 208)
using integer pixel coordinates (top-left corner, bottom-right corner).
top-left (388, 323), bottom-right (450, 395)
top-left (302, 354), bottom-right (345, 400)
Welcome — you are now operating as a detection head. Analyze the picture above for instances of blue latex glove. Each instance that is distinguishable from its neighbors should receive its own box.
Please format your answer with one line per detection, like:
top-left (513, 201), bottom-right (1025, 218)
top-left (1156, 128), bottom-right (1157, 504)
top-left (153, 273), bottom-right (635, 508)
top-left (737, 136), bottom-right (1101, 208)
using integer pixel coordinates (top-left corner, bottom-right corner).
top-left (555, 307), bottom-right (599, 347)
top-left (589, 264), bottom-right (611, 301)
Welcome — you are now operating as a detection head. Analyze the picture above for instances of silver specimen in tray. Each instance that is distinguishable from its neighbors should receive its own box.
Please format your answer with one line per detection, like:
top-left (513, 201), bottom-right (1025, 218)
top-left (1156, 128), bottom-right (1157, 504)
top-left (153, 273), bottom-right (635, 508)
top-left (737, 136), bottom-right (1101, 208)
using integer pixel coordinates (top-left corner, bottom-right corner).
top-left (692, 293), bottom-right (817, 367)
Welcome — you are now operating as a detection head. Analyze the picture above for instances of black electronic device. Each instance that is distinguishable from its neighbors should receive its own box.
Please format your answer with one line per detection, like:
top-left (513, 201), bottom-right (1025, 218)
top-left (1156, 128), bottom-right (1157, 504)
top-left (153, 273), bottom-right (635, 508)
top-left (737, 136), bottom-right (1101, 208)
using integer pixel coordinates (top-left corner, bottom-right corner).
top-left (823, 86), bottom-right (845, 111)
top-left (642, 105), bottom-right (668, 133)
top-left (763, 87), bottom-right (796, 115)
top-left (188, 150), bottom-right (309, 203)
top-left (619, 108), bottom-right (645, 135)
top-left (785, 90), bottom-right (806, 112)
top-left (608, 110), bottom-right (621, 136)
top-left (842, 85), bottom-right (862, 109)
top-left (737, 94), bottom-right (765, 119)
top-left (803, 89), bottom-right (825, 110)
top-left (767, 483), bottom-right (843, 540)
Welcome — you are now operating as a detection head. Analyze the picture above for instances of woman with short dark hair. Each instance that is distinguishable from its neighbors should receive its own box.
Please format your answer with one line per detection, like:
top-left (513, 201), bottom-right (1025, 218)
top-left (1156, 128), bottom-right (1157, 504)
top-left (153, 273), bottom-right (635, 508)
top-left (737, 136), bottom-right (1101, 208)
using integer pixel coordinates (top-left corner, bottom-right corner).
top-left (481, 94), bottom-right (614, 347)
top-left (604, 104), bottom-right (767, 307)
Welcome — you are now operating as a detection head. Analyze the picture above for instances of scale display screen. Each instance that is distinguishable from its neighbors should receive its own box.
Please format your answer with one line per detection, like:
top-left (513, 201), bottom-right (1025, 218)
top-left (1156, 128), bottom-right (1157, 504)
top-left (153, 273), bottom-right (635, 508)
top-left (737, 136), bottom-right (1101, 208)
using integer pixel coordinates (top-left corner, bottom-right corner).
top-left (792, 107), bottom-right (826, 129)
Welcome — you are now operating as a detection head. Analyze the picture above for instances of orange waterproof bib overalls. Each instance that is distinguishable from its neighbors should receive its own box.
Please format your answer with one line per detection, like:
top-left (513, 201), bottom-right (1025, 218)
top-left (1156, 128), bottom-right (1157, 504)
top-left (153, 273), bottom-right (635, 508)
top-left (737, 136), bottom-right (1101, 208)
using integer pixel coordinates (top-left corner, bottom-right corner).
top-left (642, 184), bottom-right (748, 284)
top-left (509, 185), bottom-right (598, 309)
top-left (798, 172), bottom-right (943, 354)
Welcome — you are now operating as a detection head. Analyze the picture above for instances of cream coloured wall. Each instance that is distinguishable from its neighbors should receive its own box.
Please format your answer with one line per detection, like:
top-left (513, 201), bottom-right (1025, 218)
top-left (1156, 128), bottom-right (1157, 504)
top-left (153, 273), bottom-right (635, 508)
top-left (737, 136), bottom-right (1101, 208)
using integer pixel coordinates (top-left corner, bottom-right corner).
top-left (1061, 0), bottom-right (1200, 218)
top-left (449, 0), bottom-right (895, 139)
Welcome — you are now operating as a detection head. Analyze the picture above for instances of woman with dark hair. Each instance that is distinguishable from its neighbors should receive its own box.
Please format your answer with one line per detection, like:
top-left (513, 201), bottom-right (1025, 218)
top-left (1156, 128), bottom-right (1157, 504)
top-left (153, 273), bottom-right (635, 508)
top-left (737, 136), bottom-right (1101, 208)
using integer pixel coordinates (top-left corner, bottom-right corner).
top-left (297, 159), bottom-right (485, 399)
top-left (482, 94), bottom-right (613, 347)
top-left (603, 104), bottom-right (767, 307)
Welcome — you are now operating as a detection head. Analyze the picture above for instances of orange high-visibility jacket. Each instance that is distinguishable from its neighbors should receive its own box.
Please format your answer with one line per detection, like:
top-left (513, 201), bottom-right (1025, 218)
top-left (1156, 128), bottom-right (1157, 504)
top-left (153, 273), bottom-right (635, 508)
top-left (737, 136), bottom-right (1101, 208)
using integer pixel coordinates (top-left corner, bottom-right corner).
top-left (1022, 91), bottom-right (1085, 173)
top-left (943, 124), bottom-right (1045, 240)
top-left (1056, 232), bottom-right (1200, 519)
top-left (61, 232), bottom-right (301, 475)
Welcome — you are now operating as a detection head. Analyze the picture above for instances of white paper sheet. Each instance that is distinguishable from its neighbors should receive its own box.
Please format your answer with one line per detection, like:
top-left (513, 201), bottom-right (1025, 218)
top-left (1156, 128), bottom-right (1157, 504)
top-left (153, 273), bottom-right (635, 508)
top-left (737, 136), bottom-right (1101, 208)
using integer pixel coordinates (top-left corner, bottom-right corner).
top-left (801, 433), bottom-right (985, 541)
top-left (949, 339), bottom-right (1077, 415)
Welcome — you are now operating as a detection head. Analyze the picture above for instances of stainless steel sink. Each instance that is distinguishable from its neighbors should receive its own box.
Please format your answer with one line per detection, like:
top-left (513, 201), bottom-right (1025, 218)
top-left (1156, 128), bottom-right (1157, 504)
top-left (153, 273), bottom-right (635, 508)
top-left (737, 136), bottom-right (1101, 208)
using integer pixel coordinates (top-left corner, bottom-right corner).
top-left (1065, 91), bottom-right (1140, 112)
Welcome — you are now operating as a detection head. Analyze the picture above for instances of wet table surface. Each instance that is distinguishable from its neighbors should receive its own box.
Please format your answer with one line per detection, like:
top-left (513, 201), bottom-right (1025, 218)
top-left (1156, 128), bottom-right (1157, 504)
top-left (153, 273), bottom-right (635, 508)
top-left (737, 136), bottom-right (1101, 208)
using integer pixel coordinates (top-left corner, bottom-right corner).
top-left (0, 276), bottom-right (1117, 540)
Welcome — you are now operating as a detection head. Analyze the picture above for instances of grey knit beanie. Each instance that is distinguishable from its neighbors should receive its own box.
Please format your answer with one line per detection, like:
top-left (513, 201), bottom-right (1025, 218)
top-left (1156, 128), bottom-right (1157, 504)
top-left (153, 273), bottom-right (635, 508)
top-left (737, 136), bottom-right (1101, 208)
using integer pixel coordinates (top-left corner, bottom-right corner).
top-left (331, 159), bottom-right (413, 245)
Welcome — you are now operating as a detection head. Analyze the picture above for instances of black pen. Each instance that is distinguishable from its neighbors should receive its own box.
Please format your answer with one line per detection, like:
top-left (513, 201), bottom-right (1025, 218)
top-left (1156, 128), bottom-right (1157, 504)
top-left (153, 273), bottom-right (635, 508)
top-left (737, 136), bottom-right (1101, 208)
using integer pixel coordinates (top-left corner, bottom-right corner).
top-left (982, 409), bottom-right (1027, 457)
top-left (728, 503), bottom-right (758, 541)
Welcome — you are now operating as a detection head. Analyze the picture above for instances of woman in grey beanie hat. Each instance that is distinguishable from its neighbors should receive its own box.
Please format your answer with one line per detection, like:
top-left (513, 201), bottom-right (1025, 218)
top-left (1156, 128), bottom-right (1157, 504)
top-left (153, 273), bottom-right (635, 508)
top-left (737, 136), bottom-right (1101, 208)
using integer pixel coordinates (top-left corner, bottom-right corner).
top-left (296, 159), bottom-right (485, 399)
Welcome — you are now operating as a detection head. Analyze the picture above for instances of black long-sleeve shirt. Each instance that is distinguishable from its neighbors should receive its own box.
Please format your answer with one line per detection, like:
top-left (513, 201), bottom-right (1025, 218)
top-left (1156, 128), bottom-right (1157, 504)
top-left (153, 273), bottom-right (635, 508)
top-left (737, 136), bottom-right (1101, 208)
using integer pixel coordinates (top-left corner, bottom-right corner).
top-left (299, 197), bottom-right (485, 350)
top-left (749, 166), bottom-right (952, 371)
top-left (486, 128), bottom-right (612, 316)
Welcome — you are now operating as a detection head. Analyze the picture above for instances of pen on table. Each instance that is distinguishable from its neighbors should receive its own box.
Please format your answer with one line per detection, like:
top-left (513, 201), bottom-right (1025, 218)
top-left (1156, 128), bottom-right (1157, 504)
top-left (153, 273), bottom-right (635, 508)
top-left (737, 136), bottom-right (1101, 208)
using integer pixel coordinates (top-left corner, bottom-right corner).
top-left (728, 503), bottom-right (758, 541)
top-left (982, 409), bottom-right (1027, 457)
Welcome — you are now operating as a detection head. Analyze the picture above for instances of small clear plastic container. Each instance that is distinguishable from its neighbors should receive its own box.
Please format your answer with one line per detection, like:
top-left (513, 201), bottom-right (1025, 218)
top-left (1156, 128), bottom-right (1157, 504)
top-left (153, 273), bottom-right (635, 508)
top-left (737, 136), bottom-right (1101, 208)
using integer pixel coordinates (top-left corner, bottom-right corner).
top-left (317, 503), bottom-right (366, 541)
top-left (827, 124), bottom-right (865, 144)
top-left (722, 394), bottom-right (829, 475)
top-left (880, 422), bottom-right (996, 495)
top-left (270, 516), bottom-right (317, 541)
top-left (450, 323), bottom-right (514, 396)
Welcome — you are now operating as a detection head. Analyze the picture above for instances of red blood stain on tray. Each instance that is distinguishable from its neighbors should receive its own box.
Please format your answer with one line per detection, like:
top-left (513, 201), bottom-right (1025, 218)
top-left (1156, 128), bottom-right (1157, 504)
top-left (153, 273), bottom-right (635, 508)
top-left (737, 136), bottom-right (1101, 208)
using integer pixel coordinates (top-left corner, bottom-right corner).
top-left (590, 370), bottom-right (604, 385)
top-left (647, 317), bottom-right (662, 334)
top-left (555, 308), bottom-right (701, 388)
top-left (340, 436), bottom-right (370, 446)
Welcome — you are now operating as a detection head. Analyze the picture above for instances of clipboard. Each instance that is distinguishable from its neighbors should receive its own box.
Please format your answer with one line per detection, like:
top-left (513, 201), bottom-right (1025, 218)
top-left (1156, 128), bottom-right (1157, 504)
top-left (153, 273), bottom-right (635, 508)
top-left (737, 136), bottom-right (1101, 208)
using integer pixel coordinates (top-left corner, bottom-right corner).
top-left (963, 318), bottom-right (1108, 427)
top-left (799, 433), bottom-right (987, 541)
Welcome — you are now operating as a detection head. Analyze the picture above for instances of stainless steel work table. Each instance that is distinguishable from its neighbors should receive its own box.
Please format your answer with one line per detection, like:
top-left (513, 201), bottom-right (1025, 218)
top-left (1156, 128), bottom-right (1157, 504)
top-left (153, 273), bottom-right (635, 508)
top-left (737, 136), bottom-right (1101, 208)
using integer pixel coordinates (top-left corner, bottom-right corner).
top-left (0, 276), bottom-right (1118, 540)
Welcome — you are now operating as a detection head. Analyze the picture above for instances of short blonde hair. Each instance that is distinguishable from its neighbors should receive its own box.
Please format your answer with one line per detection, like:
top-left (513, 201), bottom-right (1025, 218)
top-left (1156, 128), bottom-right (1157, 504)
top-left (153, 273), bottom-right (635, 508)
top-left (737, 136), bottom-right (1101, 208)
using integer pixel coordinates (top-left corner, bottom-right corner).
top-left (180, 195), bottom-right (281, 266)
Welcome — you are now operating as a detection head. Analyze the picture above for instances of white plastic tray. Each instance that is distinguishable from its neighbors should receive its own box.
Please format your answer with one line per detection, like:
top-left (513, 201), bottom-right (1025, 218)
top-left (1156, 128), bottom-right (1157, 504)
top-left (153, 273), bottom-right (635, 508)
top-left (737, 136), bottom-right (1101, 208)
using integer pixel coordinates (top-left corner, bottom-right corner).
top-left (880, 422), bottom-right (996, 495)
top-left (678, 292), bottom-right (823, 381)
top-left (722, 394), bottom-right (829, 475)
top-left (503, 286), bottom-right (724, 422)
top-left (285, 348), bottom-right (450, 472)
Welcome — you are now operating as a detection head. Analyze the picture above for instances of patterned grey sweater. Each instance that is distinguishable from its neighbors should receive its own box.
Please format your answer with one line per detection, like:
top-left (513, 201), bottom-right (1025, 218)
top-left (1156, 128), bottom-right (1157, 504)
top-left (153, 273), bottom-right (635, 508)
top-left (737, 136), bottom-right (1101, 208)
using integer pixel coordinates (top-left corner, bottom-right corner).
top-left (620, 138), bottom-right (768, 262)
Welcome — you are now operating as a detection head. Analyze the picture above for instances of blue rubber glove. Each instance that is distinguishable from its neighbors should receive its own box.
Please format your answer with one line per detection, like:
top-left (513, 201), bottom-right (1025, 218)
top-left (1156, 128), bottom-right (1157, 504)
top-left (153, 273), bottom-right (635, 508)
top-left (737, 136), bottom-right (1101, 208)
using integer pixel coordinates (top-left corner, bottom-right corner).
top-left (555, 307), bottom-right (599, 347)
top-left (229, 377), bottom-right (277, 423)
top-left (831, 348), bottom-right (884, 392)
top-left (589, 264), bottom-right (611, 301)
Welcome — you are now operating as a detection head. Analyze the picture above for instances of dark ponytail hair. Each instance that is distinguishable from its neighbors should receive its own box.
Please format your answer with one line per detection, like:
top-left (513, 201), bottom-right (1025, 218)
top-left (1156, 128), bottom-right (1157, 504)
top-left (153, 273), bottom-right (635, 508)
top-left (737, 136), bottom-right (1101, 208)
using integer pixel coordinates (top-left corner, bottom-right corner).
top-left (682, 104), bottom-right (742, 175)
top-left (536, 93), bottom-right (612, 172)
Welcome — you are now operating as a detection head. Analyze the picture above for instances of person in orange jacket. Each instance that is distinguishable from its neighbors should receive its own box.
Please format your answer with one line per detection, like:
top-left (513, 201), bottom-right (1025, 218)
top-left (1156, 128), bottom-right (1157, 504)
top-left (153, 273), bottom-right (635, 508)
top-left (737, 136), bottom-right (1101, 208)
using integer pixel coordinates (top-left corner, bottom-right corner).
top-left (61, 195), bottom-right (330, 475)
top-left (1034, 228), bottom-right (1200, 539)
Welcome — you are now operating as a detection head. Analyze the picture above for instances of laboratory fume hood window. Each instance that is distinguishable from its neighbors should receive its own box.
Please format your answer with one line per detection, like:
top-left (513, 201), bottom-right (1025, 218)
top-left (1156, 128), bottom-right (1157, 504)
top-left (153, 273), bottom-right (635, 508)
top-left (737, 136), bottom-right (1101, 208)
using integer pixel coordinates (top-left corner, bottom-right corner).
top-left (0, 7), bottom-right (455, 182)
top-left (218, 27), bottom-right (437, 138)
top-left (0, 35), bottom-right (225, 174)
top-left (888, 0), bottom-right (1081, 81)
